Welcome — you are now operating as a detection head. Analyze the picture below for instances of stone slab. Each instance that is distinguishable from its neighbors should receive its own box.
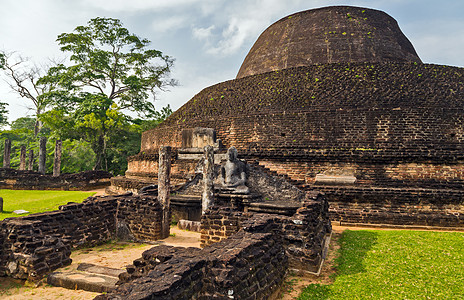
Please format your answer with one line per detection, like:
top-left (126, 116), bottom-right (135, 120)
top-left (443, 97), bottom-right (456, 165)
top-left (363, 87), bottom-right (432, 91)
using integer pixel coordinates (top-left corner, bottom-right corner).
top-left (315, 174), bottom-right (357, 184)
top-left (178, 153), bottom-right (227, 161)
top-left (47, 270), bottom-right (119, 293)
top-left (77, 263), bottom-right (125, 278)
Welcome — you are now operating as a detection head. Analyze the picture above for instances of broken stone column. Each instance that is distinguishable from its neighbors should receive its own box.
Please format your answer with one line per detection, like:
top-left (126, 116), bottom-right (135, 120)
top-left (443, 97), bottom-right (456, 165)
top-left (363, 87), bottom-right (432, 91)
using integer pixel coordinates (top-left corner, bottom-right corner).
top-left (202, 145), bottom-right (215, 214)
top-left (27, 150), bottom-right (34, 171)
top-left (3, 139), bottom-right (11, 168)
top-left (19, 146), bottom-right (26, 170)
top-left (38, 137), bottom-right (47, 174)
top-left (158, 146), bottom-right (171, 238)
top-left (53, 140), bottom-right (62, 177)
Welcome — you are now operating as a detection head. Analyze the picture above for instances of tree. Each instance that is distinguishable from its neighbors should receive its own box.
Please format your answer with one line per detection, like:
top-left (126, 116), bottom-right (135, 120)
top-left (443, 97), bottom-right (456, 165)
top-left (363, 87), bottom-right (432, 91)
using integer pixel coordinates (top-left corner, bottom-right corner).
top-left (0, 53), bottom-right (8, 129)
top-left (0, 102), bottom-right (8, 129)
top-left (39, 17), bottom-right (176, 170)
top-left (0, 51), bottom-right (57, 136)
top-left (0, 52), bottom-right (5, 69)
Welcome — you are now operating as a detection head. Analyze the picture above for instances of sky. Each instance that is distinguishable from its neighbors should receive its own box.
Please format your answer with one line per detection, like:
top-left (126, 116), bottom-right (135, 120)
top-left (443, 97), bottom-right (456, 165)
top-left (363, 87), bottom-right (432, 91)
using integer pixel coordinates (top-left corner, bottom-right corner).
top-left (1, 0), bottom-right (463, 123)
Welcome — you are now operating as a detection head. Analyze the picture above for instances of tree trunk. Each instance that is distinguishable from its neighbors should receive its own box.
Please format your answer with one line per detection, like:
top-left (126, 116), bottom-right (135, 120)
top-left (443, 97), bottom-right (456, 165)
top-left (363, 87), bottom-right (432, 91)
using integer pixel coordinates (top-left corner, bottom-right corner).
top-left (34, 109), bottom-right (43, 137)
top-left (92, 135), bottom-right (105, 170)
top-left (53, 140), bottom-right (62, 177)
top-left (38, 137), bottom-right (47, 174)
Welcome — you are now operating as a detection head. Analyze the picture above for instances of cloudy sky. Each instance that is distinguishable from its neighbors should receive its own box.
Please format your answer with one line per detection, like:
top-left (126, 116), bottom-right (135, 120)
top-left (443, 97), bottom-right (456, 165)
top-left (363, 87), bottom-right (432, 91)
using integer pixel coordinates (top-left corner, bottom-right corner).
top-left (1, 0), bottom-right (463, 123)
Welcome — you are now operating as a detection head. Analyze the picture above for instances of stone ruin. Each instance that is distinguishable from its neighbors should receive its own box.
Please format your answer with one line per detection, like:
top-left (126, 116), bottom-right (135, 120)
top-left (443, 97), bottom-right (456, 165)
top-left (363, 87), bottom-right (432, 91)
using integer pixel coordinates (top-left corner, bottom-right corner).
top-left (1, 138), bottom-right (112, 191)
top-left (1, 4), bottom-right (463, 299)
top-left (111, 5), bottom-right (464, 229)
top-left (0, 143), bottom-right (331, 299)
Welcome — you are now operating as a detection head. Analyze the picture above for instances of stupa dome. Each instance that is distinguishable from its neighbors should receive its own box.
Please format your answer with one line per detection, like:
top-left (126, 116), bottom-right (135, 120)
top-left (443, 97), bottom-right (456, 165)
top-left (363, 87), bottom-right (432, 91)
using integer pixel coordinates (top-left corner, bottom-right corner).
top-left (237, 6), bottom-right (421, 78)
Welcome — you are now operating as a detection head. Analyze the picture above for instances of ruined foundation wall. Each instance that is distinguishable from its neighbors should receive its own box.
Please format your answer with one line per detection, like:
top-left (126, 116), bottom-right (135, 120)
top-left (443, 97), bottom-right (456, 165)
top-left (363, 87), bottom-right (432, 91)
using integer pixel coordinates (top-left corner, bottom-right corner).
top-left (0, 169), bottom-right (112, 190)
top-left (326, 187), bottom-right (464, 227)
top-left (98, 231), bottom-right (286, 300)
top-left (0, 195), bottom-right (164, 280)
top-left (201, 192), bottom-right (331, 273)
top-left (102, 192), bottom-right (330, 299)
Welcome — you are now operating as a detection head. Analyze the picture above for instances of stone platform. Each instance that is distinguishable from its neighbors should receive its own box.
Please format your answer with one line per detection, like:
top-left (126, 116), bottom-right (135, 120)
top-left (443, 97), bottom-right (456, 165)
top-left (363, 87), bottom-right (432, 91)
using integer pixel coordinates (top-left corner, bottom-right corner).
top-left (48, 263), bottom-right (125, 293)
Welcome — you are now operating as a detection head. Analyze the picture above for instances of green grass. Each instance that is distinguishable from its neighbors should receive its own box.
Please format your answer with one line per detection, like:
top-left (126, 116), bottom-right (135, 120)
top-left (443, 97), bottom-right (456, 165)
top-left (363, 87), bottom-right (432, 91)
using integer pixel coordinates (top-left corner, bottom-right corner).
top-left (0, 189), bottom-right (95, 220)
top-left (299, 230), bottom-right (464, 299)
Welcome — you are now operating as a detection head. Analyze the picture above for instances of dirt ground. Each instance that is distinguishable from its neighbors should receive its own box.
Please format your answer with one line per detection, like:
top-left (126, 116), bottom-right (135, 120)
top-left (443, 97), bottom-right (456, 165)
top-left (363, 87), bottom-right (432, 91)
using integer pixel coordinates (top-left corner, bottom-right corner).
top-left (0, 227), bottom-right (201, 300)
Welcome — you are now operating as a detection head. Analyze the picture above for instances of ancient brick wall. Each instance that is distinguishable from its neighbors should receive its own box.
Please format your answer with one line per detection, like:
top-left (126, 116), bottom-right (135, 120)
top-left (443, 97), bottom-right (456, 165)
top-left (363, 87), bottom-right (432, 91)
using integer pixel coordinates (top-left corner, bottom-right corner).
top-left (254, 160), bottom-right (464, 189)
top-left (0, 195), bottom-right (164, 280)
top-left (116, 196), bottom-right (165, 241)
top-left (324, 187), bottom-right (464, 227)
top-left (200, 192), bottom-right (331, 273)
top-left (142, 63), bottom-right (464, 156)
top-left (126, 152), bottom-right (198, 186)
top-left (0, 197), bottom-right (118, 280)
top-left (102, 192), bottom-right (330, 299)
top-left (0, 169), bottom-right (112, 190)
top-left (99, 231), bottom-right (286, 300)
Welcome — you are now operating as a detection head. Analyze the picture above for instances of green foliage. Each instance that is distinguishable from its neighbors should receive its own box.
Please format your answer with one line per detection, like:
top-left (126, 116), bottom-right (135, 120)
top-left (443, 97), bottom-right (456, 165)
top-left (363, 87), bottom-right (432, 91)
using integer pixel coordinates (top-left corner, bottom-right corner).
top-left (0, 102), bottom-right (8, 129)
top-left (0, 52), bottom-right (4, 69)
top-left (39, 17), bottom-right (176, 170)
top-left (298, 230), bottom-right (464, 299)
top-left (0, 189), bottom-right (95, 220)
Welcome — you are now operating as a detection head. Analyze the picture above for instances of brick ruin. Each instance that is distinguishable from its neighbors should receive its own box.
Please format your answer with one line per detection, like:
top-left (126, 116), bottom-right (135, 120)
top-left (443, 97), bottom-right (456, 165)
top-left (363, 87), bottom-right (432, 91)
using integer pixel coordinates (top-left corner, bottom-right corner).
top-left (0, 143), bottom-right (331, 299)
top-left (1, 137), bottom-right (112, 190)
top-left (97, 191), bottom-right (330, 299)
top-left (237, 6), bottom-right (421, 78)
top-left (0, 194), bottom-right (165, 281)
top-left (110, 6), bottom-right (464, 229)
top-left (0, 175), bottom-right (330, 299)
top-left (0, 168), bottom-right (112, 190)
top-left (1, 4), bottom-right (463, 299)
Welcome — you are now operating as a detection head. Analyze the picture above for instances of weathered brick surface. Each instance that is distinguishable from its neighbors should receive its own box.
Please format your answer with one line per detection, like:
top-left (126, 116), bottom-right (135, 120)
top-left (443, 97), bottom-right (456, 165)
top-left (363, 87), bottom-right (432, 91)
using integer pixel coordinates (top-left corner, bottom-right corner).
top-left (0, 195), bottom-right (164, 281)
top-left (0, 169), bottom-right (111, 190)
top-left (99, 192), bottom-right (330, 299)
top-left (322, 186), bottom-right (464, 227)
top-left (129, 62), bottom-right (464, 227)
top-left (237, 6), bottom-right (421, 78)
top-left (201, 192), bottom-right (331, 273)
top-left (98, 231), bottom-right (286, 300)
top-left (142, 63), bottom-right (464, 159)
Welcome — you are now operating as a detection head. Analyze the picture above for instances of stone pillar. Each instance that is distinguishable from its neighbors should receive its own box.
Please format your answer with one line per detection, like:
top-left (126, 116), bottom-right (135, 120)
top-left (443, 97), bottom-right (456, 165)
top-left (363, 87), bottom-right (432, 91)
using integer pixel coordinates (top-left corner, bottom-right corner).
top-left (3, 139), bottom-right (11, 168)
top-left (202, 145), bottom-right (215, 214)
top-left (19, 146), bottom-right (27, 170)
top-left (0, 197), bottom-right (3, 212)
top-left (27, 150), bottom-right (34, 171)
top-left (53, 140), bottom-right (62, 177)
top-left (158, 146), bottom-right (171, 238)
top-left (38, 137), bottom-right (47, 174)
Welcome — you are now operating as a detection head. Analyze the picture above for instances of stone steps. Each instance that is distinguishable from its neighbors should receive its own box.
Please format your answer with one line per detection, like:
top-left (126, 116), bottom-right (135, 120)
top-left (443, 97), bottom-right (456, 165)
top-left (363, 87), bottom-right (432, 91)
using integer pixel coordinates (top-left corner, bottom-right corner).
top-left (47, 263), bottom-right (125, 293)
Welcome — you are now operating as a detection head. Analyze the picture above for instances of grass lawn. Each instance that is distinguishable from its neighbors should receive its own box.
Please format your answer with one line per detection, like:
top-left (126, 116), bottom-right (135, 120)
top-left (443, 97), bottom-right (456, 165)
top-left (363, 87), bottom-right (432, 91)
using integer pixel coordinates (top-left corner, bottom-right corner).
top-left (0, 189), bottom-right (95, 220)
top-left (299, 230), bottom-right (464, 299)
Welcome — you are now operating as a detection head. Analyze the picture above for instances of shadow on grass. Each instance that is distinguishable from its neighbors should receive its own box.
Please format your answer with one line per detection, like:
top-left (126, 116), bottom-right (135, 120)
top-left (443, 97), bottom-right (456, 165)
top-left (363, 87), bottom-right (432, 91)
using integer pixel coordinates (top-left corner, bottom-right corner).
top-left (298, 230), bottom-right (379, 300)
top-left (336, 230), bottom-right (379, 275)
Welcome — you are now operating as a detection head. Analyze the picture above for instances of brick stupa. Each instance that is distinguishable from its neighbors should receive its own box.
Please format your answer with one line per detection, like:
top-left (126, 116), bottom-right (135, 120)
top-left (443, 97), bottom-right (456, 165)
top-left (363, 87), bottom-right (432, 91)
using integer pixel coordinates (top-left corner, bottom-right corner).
top-left (111, 6), bottom-right (464, 228)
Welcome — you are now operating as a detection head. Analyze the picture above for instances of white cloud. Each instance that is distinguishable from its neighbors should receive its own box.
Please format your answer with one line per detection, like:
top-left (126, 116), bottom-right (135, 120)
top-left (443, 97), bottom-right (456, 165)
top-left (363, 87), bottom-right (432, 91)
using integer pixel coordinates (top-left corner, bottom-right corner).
top-left (151, 16), bottom-right (189, 33)
top-left (190, 0), bottom-right (312, 56)
top-left (81, 0), bottom-right (209, 13)
top-left (192, 25), bottom-right (216, 41)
